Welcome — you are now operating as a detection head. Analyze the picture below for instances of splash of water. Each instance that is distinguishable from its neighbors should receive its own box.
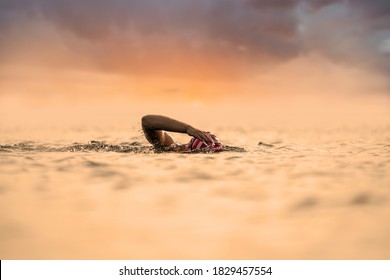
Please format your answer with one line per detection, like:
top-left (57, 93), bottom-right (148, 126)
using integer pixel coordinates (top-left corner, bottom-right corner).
top-left (0, 141), bottom-right (246, 153)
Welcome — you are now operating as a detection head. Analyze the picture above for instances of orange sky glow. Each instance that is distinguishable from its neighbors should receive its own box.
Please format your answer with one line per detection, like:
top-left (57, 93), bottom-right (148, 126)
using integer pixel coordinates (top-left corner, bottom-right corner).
top-left (1, 0), bottom-right (389, 127)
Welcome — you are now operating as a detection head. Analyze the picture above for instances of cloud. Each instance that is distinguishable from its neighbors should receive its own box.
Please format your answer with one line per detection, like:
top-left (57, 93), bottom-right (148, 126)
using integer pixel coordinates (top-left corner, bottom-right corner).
top-left (0, 0), bottom-right (389, 80)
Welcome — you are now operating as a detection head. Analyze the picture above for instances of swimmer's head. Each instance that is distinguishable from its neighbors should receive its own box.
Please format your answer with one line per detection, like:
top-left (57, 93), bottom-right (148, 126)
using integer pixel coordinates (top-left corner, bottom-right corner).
top-left (189, 132), bottom-right (223, 152)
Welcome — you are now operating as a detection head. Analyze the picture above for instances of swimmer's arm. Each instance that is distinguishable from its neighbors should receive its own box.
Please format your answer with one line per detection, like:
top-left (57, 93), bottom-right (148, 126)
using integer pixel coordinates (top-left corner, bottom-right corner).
top-left (141, 115), bottom-right (213, 147)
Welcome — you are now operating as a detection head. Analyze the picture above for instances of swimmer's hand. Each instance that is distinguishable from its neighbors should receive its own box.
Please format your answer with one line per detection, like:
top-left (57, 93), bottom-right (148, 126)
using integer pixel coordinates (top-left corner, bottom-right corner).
top-left (186, 126), bottom-right (214, 144)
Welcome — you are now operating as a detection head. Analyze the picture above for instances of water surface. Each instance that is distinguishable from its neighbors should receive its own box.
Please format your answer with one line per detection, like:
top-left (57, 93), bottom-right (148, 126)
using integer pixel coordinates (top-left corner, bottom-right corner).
top-left (1, 124), bottom-right (389, 259)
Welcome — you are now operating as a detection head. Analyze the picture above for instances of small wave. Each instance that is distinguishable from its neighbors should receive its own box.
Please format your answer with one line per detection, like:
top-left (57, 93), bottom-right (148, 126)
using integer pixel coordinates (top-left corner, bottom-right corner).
top-left (0, 141), bottom-right (246, 154)
top-left (223, 145), bottom-right (246, 153)
top-left (58, 140), bottom-right (153, 153)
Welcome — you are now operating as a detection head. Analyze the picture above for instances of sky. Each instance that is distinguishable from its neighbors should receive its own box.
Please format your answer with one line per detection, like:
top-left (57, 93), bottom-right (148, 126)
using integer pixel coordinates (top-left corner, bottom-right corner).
top-left (0, 0), bottom-right (389, 126)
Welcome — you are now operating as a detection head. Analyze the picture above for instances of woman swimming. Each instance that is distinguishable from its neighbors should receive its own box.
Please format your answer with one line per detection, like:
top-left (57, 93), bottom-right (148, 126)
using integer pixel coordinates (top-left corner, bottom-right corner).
top-left (142, 115), bottom-right (223, 152)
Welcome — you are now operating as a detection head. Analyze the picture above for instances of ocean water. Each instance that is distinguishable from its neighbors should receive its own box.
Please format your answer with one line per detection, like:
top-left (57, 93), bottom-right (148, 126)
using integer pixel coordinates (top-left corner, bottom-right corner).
top-left (0, 124), bottom-right (389, 259)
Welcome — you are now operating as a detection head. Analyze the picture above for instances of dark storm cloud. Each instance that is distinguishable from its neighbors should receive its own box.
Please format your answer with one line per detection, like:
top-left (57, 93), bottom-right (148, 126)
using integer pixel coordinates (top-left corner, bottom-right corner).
top-left (0, 0), bottom-right (389, 77)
